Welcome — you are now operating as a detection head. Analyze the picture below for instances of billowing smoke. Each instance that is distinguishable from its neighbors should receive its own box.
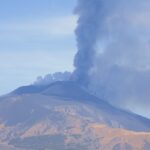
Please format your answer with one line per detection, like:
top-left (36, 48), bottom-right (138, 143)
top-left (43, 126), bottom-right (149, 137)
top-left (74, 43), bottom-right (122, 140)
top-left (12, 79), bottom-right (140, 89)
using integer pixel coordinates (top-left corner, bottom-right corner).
top-left (73, 0), bottom-right (102, 85)
top-left (34, 71), bottom-right (71, 86)
top-left (74, 0), bottom-right (150, 117)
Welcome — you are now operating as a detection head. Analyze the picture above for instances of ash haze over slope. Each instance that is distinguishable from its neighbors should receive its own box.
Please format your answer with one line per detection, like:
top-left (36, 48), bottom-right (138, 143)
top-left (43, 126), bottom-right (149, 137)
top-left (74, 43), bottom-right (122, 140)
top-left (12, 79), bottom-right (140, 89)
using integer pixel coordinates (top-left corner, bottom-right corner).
top-left (73, 0), bottom-right (150, 118)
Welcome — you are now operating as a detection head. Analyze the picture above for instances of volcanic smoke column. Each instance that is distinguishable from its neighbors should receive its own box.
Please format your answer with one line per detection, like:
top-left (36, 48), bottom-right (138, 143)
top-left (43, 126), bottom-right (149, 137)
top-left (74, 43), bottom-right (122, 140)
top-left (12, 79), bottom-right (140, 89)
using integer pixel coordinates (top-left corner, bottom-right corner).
top-left (72, 0), bottom-right (150, 117)
top-left (73, 0), bottom-right (102, 86)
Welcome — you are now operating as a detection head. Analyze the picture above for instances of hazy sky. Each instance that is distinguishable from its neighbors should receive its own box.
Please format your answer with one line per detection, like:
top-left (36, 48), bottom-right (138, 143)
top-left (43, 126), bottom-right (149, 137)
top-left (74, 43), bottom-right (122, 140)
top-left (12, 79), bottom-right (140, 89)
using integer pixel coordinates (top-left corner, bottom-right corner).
top-left (0, 0), bottom-right (77, 95)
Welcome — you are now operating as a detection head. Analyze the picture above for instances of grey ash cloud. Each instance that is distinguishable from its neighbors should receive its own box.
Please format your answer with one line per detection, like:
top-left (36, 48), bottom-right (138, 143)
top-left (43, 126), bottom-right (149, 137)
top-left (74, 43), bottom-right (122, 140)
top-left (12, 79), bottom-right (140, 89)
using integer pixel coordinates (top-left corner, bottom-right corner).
top-left (73, 0), bottom-right (150, 117)
top-left (34, 71), bottom-right (71, 86)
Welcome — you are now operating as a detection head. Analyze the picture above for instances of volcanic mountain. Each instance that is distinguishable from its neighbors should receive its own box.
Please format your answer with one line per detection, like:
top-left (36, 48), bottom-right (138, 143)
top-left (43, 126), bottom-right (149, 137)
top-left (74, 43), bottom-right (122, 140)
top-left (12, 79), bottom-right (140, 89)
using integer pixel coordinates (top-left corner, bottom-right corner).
top-left (0, 81), bottom-right (150, 150)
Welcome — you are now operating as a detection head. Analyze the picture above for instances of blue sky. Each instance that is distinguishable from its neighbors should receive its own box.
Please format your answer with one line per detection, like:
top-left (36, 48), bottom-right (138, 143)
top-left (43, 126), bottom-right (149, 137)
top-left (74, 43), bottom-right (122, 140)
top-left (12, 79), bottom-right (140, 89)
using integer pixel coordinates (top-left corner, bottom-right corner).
top-left (0, 0), bottom-right (77, 95)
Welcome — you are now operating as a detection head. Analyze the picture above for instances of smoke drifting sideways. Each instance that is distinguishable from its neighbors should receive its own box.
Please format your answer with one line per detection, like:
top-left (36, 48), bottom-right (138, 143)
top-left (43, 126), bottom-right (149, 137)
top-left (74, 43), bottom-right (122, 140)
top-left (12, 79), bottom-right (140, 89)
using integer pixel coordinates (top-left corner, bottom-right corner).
top-left (34, 72), bottom-right (71, 86)
top-left (73, 0), bottom-right (150, 117)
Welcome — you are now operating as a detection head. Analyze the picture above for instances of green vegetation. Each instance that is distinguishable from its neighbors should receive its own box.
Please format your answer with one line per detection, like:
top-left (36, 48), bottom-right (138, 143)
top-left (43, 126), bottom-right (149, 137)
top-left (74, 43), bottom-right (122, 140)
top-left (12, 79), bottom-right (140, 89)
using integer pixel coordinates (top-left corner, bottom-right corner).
top-left (9, 134), bottom-right (89, 150)
top-left (10, 135), bottom-right (65, 150)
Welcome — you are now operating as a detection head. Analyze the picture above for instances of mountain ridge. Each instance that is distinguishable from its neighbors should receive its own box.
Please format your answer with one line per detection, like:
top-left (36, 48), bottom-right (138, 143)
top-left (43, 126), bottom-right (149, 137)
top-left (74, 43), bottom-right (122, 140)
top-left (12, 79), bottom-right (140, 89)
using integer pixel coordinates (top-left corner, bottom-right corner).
top-left (5, 81), bottom-right (150, 131)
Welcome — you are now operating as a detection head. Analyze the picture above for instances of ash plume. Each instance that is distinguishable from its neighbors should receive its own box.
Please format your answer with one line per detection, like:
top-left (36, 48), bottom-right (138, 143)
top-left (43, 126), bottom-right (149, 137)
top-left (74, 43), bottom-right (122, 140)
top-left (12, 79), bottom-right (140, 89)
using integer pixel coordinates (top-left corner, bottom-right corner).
top-left (72, 0), bottom-right (102, 85)
top-left (73, 0), bottom-right (150, 117)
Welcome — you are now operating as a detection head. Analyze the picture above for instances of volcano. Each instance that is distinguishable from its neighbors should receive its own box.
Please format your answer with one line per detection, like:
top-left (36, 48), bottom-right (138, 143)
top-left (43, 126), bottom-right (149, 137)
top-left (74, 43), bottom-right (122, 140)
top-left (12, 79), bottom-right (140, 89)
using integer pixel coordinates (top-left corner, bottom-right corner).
top-left (0, 81), bottom-right (150, 150)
